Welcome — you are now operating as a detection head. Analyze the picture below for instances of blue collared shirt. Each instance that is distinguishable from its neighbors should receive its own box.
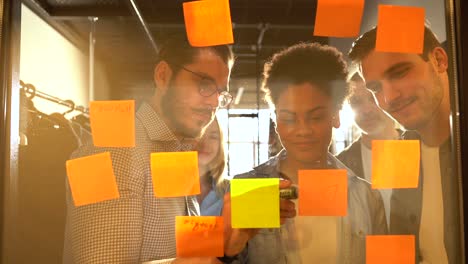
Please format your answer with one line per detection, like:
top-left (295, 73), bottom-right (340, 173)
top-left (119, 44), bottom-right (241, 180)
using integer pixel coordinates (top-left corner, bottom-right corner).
top-left (200, 187), bottom-right (224, 216)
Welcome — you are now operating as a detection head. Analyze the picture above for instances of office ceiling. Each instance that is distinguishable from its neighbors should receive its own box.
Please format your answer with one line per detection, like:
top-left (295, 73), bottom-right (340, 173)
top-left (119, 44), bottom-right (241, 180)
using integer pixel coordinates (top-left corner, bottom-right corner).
top-left (23, 0), bottom-right (328, 108)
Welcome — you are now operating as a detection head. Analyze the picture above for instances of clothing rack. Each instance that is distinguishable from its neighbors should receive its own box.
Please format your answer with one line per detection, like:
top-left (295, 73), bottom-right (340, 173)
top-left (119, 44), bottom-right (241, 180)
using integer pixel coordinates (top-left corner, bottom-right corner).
top-left (20, 80), bottom-right (89, 114)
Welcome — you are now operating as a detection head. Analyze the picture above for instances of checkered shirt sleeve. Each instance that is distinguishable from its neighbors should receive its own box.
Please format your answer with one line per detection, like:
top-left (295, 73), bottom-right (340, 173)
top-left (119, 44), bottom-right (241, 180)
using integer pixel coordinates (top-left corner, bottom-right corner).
top-left (63, 103), bottom-right (199, 263)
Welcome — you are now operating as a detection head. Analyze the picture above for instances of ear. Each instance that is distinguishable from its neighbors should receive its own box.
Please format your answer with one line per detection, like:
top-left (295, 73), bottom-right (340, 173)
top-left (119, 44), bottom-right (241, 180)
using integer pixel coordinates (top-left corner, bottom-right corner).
top-left (332, 111), bottom-right (341, 129)
top-left (430, 47), bottom-right (448, 73)
top-left (154, 61), bottom-right (173, 94)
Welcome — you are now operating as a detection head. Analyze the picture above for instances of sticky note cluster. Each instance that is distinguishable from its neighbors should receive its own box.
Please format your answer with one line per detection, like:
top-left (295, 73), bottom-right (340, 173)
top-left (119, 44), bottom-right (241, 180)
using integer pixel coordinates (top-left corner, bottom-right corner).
top-left (183, 0), bottom-right (234, 47)
top-left (66, 149), bottom-right (202, 206)
top-left (89, 100), bottom-right (135, 147)
top-left (372, 140), bottom-right (420, 189)
top-left (66, 152), bottom-right (119, 206)
top-left (151, 151), bottom-right (201, 197)
top-left (176, 216), bottom-right (224, 257)
top-left (298, 169), bottom-right (348, 216)
top-left (231, 178), bottom-right (279, 228)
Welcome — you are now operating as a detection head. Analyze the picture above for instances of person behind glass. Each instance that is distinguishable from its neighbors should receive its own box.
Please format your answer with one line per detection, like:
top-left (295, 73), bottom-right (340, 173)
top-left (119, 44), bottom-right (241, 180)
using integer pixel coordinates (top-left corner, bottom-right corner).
top-left (337, 72), bottom-right (401, 227)
top-left (63, 35), bottom-right (238, 263)
top-left (349, 26), bottom-right (460, 263)
top-left (229, 43), bottom-right (387, 264)
top-left (197, 118), bottom-right (228, 216)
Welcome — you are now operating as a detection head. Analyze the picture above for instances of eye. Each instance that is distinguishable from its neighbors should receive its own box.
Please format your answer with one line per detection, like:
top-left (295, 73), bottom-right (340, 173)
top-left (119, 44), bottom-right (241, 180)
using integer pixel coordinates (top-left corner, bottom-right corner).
top-left (199, 78), bottom-right (217, 96)
top-left (310, 115), bottom-right (325, 121)
top-left (389, 66), bottom-right (410, 79)
top-left (279, 118), bottom-right (295, 124)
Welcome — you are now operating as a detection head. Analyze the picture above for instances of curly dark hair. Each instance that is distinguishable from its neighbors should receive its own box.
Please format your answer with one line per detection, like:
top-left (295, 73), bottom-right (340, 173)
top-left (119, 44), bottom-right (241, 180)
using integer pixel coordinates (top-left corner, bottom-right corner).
top-left (262, 42), bottom-right (349, 110)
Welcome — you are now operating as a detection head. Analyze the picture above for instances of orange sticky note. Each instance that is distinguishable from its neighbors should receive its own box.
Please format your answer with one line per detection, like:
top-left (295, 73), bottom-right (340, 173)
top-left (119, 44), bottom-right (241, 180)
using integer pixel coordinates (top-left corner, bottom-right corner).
top-left (314, 0), bottom-right (365, 37)
top-left (183, 0), bottom-right (234, 47)
top-left (151, 151), bottom-right (200, 197)
top-left (66, 152), bottom-right (120, 206)
top-left (366, 235), bottom-right (415, 264)
top-left (376, 5), bottom-right (425, 54)
top-left (176, 216), bottom-right (224, 257)
top-left (89, 100), bottom-right (135, 147)
top-left (372, 140), bottom-right (420, 189)
top-left (298, 170), bottom-right (347, 216)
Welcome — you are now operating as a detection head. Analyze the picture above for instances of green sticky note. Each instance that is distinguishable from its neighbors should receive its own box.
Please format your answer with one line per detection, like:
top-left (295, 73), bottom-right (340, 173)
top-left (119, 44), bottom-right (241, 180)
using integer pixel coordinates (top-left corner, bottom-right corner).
top-left (231, 178), bottom-right (280, 228)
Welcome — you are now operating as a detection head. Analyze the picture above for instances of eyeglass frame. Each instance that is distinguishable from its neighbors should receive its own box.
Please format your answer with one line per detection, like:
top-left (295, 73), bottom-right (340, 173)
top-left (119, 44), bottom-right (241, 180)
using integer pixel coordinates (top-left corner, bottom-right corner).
top-left (169, 63), bottom-right (233, 108)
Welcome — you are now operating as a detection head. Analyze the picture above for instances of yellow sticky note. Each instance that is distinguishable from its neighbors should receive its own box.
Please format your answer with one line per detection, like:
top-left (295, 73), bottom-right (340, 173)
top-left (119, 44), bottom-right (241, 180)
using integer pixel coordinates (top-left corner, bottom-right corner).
top-left (176, 216), bottom-right (224, 257)
top-left (66, 152), bottom-right (120, 206)
top-left (314, 0), bottom-right (365, 37)
top-left (89, 100), bottom-right (135, 147)
top-left (372, 140), bottom-right (420, 189)
top-left (183, 0), bottom-right (234, 47)
top-left (231, 178), bottom-right (279, 228)
top-left (298, 170), bottom-right (348, 216)
top-left (376, 5), bottom-right (425, 54)
top-left (366, 235), bottom-right (415, 264)
top-left (151, 151), bottom-right (200, 197)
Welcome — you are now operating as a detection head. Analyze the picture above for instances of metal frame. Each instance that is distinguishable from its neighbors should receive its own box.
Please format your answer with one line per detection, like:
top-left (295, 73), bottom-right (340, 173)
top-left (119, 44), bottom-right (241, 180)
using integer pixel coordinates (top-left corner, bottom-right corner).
top-left (0, 0), bottom-right (21, 262)
top-left (453, 0), bottom-right (468, 260)
top-left (443, 0), bottom-right (466, 260)
top-left (0, 0), bottom-right (7, 259)
top-left (126, 0), bottom-right (159, 55)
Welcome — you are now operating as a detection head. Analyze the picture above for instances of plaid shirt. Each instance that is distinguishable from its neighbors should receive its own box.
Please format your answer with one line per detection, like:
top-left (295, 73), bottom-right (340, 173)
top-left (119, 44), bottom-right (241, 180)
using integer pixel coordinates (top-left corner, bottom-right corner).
top-left (63, 102), bottom-right (200, 263)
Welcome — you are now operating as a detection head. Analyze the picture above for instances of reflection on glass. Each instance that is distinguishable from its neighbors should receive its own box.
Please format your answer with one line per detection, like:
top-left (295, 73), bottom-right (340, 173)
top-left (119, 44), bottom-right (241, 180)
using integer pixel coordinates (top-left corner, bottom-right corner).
top-left (7, 0), bottom-right (463, 263)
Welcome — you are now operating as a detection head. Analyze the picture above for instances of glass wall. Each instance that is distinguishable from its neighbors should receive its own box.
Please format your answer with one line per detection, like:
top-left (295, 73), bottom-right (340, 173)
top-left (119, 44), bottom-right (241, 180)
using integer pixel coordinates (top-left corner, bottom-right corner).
top-left (1, 0), bottom-right (466, 263)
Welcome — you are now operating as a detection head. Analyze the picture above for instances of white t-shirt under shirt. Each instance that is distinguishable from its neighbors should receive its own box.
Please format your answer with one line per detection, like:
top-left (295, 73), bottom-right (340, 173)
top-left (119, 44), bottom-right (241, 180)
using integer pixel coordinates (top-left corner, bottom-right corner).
top-left (282, 201), bottom-right (337, 263)
top-left (361, 141), bottom-right (392, 227)
top-left (419, 143), bottom-right (448, 264)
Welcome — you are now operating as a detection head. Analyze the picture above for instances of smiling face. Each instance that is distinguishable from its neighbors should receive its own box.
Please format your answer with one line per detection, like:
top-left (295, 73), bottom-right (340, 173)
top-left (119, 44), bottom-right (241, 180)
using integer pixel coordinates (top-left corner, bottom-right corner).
top-left (197, 120), bottom-right (221, 168)
top-left (275, 82), bottom-right (340, 165)
top-left (348, 78), bottom-right (393, 136)
top-left (360, 48), bottom-right (448, 131)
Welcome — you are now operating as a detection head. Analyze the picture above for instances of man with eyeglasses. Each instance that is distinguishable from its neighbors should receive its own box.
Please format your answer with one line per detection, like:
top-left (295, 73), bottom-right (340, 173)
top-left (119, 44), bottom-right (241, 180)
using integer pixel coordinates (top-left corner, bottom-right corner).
top-left (64, 35), bottom-right (238, 263)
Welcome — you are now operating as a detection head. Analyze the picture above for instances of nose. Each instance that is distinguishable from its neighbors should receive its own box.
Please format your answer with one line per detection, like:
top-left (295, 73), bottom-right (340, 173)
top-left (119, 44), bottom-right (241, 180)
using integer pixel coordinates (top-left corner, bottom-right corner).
top-left (381, 80), bottom-right (401, 105)
top-left (296, 118), bottom-right (313, 137)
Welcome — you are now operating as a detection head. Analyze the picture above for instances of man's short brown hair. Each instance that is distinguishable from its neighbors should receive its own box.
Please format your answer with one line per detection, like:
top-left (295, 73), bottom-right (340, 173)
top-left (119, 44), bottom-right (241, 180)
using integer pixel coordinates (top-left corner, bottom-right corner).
top-left (153, 34), bottom-right (234, 93)
top-left (156, 34), bottom-right (234, 73)
top-left (348, 25), bottom-right (441, 63)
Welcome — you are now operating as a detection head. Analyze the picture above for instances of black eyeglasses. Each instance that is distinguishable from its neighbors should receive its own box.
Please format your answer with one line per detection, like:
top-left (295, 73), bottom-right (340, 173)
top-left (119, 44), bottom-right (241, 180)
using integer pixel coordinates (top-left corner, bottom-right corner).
top-left (177, 65), bottom-right (233, 108)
